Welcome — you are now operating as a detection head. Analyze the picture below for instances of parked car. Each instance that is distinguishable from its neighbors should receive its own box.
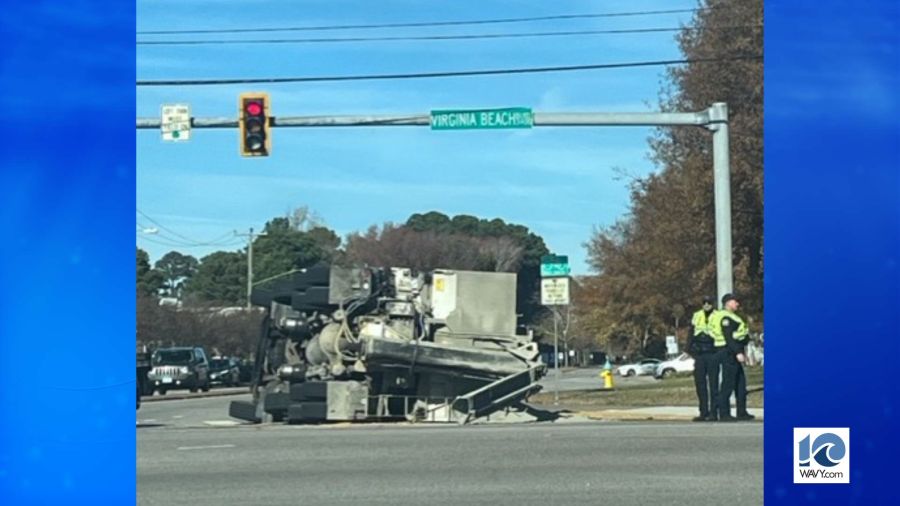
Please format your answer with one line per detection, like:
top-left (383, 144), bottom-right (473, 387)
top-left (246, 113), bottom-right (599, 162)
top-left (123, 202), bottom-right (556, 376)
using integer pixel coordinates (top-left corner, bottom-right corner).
top-left (209, 357), bottom-right (241, 387)
top-left (617, 358), bottom-right (661, 377)
top-left (147, 347), bottom-right (211, 394)
top-left (655, 353), bottom-right (695, 379)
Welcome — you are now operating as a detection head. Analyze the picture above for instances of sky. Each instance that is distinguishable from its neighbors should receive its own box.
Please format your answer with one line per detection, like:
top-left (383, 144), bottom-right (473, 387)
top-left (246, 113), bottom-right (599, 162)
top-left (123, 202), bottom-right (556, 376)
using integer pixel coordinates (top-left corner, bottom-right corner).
top-left (136, 0), bottom-right (701, 275)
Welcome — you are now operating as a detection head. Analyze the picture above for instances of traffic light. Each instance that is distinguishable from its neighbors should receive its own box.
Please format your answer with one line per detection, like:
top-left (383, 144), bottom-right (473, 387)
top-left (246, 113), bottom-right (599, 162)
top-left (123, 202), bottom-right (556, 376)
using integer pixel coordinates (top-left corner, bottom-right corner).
top-left (239, 92), bottom-right (271, 156)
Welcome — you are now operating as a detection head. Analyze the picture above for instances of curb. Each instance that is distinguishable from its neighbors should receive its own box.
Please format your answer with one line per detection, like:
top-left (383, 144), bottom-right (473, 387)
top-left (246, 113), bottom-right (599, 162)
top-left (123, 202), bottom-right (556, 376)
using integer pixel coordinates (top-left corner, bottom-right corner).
top-left (577, 409), bottom-right (764, 422)
top-left (141, 388), bottom-right (250, 403)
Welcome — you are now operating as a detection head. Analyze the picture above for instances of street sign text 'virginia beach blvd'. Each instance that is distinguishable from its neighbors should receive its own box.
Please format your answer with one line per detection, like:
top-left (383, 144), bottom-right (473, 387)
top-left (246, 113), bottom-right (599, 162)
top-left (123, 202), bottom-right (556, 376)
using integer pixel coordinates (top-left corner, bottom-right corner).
top-left (430, 108), bottom-right (533, 130)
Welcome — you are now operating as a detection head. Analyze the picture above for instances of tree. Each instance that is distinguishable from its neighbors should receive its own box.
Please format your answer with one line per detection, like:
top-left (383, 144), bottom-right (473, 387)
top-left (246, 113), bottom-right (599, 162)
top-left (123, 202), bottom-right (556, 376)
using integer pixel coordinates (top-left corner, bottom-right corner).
top-left (580, 0), bottom-right (763, 352)
top-left (251, 217), bottom-right (335, 284)
top-left (137, 248), bottom-right (163, 297)
top-left (154, 251), bottom-right (199, 298)
top-left (183, 251), bottom-right (246, 305)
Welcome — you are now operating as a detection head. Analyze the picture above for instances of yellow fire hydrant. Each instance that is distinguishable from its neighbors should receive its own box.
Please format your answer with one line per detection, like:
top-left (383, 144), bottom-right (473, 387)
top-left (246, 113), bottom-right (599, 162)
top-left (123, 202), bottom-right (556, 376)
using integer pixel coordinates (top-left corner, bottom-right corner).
top-left (600, 359), bottom-right (615, 389)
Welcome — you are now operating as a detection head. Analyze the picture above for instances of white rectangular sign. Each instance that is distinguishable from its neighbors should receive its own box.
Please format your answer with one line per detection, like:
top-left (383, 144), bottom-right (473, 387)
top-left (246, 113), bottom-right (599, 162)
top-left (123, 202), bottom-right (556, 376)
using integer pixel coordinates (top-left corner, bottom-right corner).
top-left (666, 335), bottom-right (679, 355)
top-left (541, 277), bottom-right (570, 306)
top-left (161, 103), bottom-right (191, 142)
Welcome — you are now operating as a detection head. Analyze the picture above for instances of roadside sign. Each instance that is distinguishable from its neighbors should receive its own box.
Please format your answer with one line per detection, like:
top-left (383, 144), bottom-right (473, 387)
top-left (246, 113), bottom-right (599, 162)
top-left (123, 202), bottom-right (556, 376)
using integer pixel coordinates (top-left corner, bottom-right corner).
top-left (430, 107), bottom-right (533, 130)
top-left (541, 277), bottom-right (570, 306)
top-left (161, 103), bottom-right (191, 141)
top-left (540, 254), bottom-right (570, 277)
top-left (666, 335), bottom-right (679, 355)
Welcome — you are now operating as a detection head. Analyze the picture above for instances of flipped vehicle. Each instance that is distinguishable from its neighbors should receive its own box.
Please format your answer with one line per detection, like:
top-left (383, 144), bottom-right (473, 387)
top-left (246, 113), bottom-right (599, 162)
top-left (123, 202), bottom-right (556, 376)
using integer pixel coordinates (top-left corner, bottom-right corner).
top-left (147, 346), bottom-right (211, 394)
top-left (616, 358), bottom-right (661, 377)
top-left (655, 353), bottom-right (695, 379)
top-left (229, 264), bottom-right (546, 425)
top-left (209, 357), bottom-right (241, 386)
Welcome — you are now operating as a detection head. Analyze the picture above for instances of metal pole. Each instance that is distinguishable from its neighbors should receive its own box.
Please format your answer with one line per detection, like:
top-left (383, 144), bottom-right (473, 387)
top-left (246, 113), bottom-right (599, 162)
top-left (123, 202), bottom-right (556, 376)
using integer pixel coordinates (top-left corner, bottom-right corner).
top-left (553, 308), bottom-right (559, 406)
top-left (247, 227), bottom-right (254, 309)
top-left (709, 102), bottom-right (734, 304)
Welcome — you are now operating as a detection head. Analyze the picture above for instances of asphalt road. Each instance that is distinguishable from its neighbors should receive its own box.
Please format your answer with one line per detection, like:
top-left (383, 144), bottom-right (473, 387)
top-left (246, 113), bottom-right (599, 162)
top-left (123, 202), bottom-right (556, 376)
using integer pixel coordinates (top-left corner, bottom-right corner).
top-left (138, 396), bottom-right (762, 506)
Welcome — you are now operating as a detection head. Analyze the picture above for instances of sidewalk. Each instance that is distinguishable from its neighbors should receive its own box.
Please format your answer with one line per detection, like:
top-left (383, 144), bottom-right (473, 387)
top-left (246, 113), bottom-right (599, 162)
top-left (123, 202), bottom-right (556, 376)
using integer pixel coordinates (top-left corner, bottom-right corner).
top-left (577, 406), bottom-right (764, 422)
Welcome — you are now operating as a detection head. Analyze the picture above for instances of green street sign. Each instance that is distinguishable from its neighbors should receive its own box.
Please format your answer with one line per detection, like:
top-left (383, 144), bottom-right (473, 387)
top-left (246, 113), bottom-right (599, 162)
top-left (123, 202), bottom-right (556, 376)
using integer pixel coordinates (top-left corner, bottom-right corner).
top-left (430, 107), bottom-right (533, 130)
top-left (540, 254), bottom-right (570, 277)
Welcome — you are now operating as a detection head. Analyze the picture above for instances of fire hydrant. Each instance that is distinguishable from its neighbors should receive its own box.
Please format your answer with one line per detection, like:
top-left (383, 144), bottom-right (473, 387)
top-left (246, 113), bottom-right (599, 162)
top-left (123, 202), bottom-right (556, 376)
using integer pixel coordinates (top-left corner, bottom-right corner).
top-left (600, 358), bottom-right (614, 389)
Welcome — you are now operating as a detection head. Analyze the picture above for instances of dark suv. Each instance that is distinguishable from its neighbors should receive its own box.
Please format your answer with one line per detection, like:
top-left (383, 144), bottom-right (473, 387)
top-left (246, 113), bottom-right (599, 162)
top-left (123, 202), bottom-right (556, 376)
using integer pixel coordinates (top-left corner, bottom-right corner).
top-left (147, 347), bottom-right (211, 395)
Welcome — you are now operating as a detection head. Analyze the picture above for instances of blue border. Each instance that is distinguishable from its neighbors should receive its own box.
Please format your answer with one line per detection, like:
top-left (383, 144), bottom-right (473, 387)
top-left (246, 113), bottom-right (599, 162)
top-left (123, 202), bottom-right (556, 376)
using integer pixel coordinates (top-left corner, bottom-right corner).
top-left (0, 3), bottom-right (135, 502)
top-left (766, 1), bottom-right (899, 503)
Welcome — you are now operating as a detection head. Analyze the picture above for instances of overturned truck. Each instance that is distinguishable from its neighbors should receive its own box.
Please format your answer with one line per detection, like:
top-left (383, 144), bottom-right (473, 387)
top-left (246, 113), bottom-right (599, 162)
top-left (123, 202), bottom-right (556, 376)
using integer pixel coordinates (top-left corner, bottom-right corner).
top-left (229, 264), bottom-right (546, 425)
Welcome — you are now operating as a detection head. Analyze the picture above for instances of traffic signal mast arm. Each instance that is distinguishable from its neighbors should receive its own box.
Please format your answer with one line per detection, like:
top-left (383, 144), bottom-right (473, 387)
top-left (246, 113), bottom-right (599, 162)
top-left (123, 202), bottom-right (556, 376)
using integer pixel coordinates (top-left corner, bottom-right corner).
top-left (136, 110), bottom-right (716, 129)
top-left (136, 103), bottom-right (732, 301)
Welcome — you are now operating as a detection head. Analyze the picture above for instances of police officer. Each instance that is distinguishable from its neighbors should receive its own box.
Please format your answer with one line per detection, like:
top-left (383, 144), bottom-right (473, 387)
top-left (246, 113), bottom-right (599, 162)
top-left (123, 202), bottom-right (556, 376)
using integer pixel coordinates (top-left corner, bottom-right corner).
top-left (710, 293), bottom-right (755, 421)
top-left (685, 295), bottom-right (718, 421)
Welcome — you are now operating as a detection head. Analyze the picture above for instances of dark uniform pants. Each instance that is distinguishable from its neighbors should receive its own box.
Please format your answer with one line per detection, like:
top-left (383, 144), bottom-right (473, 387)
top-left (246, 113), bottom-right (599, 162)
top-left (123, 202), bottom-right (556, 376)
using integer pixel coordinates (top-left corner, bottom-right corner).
top-left (718, 351), bottom-right (748, 417)
top-left (693, 351), bottom-right (719, 417)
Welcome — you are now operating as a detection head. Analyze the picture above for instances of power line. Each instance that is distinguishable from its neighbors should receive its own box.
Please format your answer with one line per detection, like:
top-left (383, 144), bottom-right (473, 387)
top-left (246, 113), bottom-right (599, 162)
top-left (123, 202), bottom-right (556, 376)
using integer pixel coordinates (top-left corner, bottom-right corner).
top-left (139, 26), bottom-right (748, 46)
top-left (137, 55), bottom-right (762, 87)
top-left (137, 7), bottom-right (708, 35)
top-left (136, 210), bottom-right (243, 246)
top-left (137, 235), bottom-right (244, 250)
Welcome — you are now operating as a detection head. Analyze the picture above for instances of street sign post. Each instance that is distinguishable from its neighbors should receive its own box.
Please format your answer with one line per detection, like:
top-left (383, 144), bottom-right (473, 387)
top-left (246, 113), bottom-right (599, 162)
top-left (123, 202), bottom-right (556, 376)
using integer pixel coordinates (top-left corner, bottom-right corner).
top-left (539, 253), bottom-right (570, 406)
top-left (160, 104), bottom-right (191, 142)
top-left (430, 107), bottom-right (533, 130)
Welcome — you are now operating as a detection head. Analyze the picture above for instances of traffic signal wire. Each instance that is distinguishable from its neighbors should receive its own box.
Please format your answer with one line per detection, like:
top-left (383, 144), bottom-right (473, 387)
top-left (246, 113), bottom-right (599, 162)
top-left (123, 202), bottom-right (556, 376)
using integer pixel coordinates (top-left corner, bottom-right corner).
top-left (137, 7), bottom-right (709, 35)
top-left (137, 55), bottom-right (762, 87)
top-left (137, 25), bottom-right (761, 46)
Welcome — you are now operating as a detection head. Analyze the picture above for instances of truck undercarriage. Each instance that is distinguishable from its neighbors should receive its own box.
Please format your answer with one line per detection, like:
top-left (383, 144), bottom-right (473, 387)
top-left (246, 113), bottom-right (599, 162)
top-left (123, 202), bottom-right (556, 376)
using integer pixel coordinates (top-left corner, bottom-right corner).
top-left (229, 264), bottom-right (548, 425)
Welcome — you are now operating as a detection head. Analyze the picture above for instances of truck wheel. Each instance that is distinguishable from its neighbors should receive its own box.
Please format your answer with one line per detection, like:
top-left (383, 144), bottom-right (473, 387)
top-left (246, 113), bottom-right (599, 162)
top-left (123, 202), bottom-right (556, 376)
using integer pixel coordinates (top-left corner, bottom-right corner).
top-left (661, 368), bottom-right (675, 379)
top-left (158, 388), bottom-right (167, 396)
top-left (190, 387), bottom-right (198, 393)
top-left (201, 381), bottom-right (210, 392)
top-left (626, 370), bottom-right (635, 377)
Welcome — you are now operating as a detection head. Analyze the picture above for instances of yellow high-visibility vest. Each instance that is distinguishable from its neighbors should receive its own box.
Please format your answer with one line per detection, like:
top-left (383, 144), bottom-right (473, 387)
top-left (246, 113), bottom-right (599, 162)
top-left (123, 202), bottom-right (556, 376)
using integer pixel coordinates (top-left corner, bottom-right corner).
top-left (709, 310), bottom-right (749, 347)
top-left (691, 309), bottom-right (712, 336)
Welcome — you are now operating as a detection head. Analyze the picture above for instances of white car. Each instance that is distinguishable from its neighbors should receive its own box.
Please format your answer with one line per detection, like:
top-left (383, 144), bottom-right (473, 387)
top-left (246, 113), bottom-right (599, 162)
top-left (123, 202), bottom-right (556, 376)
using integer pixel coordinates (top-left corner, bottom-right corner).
top-left (655, 353), bottom-right (695, 379)
top-left (617, 358), bottom-right (661, 377)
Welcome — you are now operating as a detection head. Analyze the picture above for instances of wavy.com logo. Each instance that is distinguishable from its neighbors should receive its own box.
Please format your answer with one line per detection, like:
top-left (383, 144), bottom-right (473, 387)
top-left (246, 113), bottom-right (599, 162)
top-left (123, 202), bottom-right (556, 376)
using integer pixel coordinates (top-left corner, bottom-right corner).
top-left (793, 428), bottom-right (850, 484)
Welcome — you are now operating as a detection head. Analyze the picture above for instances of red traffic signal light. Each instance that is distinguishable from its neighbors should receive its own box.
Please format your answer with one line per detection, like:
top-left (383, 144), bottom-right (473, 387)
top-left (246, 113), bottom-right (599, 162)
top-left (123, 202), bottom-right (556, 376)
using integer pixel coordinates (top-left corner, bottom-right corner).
top-left (239, 93), bottom-right (270, 157)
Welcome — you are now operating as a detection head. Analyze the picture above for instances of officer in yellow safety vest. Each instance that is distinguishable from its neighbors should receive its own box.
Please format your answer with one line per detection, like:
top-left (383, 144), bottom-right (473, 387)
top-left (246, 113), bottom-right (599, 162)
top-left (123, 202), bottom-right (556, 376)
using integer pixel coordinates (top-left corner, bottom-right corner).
top-left (710, 293), bottom-right (755, 421)
top-left (685, 295), bottom-right (718, 421)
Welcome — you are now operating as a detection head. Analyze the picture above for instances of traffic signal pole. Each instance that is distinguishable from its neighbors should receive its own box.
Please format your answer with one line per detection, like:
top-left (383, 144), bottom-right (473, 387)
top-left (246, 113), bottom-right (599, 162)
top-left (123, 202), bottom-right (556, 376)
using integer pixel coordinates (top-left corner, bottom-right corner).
top-left (137, 103), bottom-right (734, 299)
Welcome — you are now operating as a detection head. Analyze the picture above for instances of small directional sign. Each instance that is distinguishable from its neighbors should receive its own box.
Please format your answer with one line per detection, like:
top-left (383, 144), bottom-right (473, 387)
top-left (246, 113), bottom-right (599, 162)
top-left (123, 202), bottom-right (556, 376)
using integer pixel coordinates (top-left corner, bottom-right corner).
top-left (541, 277), bottom-right (570, 306)
top-left (161, 103), bottom-right (191, 142)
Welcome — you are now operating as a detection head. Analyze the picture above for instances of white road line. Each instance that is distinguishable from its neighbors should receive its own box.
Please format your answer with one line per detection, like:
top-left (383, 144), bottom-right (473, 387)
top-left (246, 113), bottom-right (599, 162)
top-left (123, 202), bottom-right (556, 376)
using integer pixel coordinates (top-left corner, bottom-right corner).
top-left (176, 444), bottom-right (236, 451)
top-left (203, 420), bottom-right (241, 427)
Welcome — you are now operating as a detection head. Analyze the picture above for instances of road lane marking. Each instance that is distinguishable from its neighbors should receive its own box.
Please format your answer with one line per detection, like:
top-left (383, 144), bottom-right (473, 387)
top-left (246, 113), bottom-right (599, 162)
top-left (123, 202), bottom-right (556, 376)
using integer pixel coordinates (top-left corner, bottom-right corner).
top-left (176, 444), bottom-right (236, 451)
top-left (203, 420), bottom-right (241, 427)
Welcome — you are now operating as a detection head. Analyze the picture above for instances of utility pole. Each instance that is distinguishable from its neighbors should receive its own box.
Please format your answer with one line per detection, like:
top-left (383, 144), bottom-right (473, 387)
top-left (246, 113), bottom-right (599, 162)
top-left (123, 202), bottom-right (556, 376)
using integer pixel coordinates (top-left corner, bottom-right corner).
top-left (235, 227), bottom-right (267, 309)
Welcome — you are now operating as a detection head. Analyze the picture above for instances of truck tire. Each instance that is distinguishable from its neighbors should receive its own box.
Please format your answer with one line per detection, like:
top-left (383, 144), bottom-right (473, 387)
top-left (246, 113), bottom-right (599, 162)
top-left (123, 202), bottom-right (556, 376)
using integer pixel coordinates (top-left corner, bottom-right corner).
top-left (287, 402), bottom-right (327, 423)
top-left (290, 381), bottom-right (328, 402)
top-left (158, 388), bottom-right (167, 395)
top-left (201, 380), bottom-right (210, 392)
top-left (661, 368), bottom-right (676, 379)
top-left (229, 400), bottom-right (261, 423)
